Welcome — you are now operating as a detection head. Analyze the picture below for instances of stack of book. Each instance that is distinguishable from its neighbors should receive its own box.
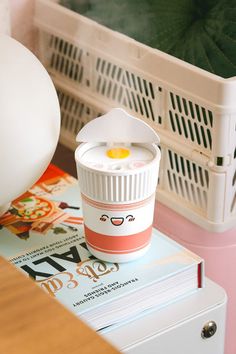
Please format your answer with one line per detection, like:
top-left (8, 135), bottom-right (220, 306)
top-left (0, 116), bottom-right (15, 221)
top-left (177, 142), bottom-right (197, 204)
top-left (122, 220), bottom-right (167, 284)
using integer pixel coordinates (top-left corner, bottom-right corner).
top-left (0, 164), bottom-right (204, 332)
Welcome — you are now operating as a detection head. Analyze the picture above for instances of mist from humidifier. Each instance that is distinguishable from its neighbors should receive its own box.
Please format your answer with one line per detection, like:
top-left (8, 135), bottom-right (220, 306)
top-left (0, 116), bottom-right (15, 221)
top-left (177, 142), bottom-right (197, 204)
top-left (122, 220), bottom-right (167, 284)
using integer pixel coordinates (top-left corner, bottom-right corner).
top-left (60, 1), bottom-right (156, 105)
top-left (60, 0), bottom-right (155, 48)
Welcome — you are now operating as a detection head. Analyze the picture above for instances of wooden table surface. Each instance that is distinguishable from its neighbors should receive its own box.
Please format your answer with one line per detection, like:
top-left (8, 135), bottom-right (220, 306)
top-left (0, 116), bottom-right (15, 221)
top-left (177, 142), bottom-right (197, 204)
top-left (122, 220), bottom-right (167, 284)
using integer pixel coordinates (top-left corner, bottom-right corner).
top-left (0, 256), bottom-right (119, 354)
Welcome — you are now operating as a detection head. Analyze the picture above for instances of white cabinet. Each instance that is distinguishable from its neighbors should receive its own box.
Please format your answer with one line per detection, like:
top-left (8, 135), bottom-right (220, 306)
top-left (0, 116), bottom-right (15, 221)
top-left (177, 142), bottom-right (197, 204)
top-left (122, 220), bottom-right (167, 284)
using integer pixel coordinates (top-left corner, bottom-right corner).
top-left (104, 279), bottom-right (227, 354)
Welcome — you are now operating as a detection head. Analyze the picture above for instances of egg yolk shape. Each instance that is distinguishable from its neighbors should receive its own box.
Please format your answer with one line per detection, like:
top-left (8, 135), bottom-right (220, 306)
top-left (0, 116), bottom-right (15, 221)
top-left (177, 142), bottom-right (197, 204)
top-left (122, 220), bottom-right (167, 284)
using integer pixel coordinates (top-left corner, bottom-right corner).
top-left (106, 147), bottom-right (130, 159)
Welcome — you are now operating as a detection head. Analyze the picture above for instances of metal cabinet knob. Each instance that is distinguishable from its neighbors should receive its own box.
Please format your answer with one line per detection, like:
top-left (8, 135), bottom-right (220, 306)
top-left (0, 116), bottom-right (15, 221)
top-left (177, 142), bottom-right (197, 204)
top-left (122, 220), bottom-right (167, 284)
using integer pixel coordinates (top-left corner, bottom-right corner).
top-left (201, 321), bottom-right (217, 339)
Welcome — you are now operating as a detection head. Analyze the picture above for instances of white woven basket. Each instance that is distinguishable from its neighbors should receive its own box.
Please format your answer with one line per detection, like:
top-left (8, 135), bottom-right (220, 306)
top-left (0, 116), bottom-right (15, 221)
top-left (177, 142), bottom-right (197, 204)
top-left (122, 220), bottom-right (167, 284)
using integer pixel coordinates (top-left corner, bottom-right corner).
top-left (34, 0), bottom-right (236, 232)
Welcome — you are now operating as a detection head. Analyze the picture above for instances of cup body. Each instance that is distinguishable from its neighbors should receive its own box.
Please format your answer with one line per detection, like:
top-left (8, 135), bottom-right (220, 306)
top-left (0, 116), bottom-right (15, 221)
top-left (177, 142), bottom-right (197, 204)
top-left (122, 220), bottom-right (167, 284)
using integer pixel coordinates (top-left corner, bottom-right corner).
top-left (75, 142), bottom-right (161, 262)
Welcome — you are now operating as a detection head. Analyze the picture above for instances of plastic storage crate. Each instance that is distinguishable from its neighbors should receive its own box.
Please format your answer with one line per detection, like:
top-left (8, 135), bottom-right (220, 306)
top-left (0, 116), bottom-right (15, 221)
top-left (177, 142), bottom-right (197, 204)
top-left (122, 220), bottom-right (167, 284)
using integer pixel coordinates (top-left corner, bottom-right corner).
top-left (35, 0), bottom-right (236, 232)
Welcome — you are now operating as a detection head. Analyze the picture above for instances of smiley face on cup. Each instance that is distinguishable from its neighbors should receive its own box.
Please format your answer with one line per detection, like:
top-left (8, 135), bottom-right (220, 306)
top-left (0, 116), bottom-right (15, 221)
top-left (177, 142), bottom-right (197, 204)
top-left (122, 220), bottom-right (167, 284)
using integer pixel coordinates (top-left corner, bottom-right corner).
top-left (100, 213), bottom-right (135, 226)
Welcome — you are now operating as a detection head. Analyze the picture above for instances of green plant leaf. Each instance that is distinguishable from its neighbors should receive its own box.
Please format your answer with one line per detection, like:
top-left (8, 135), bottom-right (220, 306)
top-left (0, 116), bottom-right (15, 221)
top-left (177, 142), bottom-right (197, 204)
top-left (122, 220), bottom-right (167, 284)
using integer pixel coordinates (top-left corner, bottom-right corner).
top-left (60, 0), bottom-right (236, 78)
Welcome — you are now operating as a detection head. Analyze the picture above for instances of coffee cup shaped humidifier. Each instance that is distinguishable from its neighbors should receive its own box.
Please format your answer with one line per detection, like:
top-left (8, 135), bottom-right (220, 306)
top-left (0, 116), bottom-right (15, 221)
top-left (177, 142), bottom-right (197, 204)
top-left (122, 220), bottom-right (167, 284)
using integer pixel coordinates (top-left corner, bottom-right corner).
top-left (75, 108), bottom-right (161, 262)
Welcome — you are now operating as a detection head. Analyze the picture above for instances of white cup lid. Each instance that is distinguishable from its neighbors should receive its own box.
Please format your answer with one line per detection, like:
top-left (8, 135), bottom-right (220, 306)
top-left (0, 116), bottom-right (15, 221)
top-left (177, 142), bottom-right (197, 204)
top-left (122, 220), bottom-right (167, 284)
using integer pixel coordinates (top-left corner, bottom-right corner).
top-left (76, 108), bottom-right (160, 144)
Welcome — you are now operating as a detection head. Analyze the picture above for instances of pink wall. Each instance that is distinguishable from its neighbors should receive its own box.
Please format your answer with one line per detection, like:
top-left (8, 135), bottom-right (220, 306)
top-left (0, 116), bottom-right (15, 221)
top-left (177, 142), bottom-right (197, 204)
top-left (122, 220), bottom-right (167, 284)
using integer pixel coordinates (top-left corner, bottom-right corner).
top-left (9, 0), bottom-right (35, 52)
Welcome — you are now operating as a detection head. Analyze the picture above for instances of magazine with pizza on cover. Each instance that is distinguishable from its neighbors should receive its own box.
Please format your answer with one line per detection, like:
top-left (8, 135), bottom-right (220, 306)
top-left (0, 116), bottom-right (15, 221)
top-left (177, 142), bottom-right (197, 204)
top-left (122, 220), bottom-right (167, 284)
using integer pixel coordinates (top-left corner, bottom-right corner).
top-left (0, 164), bottom-right (204, 331)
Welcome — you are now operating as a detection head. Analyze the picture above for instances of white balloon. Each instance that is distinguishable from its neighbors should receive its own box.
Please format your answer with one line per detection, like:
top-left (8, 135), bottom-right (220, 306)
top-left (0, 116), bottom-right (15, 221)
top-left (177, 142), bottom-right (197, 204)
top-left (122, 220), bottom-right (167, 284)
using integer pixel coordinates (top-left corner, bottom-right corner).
top-left (0, 35), bottom-right (60, 215)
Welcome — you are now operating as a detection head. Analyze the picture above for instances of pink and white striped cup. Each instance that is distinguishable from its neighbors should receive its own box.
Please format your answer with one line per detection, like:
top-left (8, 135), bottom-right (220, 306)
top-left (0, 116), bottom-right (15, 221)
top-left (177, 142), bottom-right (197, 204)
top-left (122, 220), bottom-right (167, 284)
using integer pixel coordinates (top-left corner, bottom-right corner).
top-left (75, 108), bottom-right (161, 262)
